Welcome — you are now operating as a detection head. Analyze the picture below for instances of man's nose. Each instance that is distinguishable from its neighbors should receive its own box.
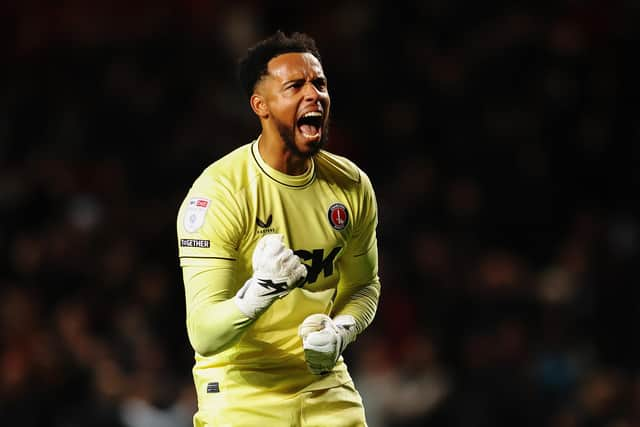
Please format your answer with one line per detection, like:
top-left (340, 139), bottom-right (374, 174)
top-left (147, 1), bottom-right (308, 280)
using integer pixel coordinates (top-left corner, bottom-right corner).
top-left (302, 82), bottom-right (321, 101)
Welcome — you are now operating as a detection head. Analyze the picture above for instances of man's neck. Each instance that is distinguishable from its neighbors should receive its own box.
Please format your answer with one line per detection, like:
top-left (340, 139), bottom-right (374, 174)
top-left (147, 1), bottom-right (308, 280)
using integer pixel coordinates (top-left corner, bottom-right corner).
top-left (257, 134), bottom-right (310, 176)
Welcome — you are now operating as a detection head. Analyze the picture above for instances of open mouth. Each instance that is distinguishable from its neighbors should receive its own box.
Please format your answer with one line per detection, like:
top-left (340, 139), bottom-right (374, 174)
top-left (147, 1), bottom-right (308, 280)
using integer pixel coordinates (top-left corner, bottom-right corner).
top-left (297, 111), bottom-right (323, 139)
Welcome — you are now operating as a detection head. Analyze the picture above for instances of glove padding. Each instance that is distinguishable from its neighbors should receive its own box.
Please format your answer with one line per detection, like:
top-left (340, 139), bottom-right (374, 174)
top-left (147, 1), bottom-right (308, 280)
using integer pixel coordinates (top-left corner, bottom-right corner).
top-left (234, 234), bottom-right (307, 318)
top-left (298, 314), bottom-right (357, 375)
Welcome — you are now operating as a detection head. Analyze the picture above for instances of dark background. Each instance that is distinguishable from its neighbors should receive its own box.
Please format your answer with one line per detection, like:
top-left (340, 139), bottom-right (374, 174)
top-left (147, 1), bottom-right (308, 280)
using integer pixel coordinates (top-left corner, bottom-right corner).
top-left (1, 1), bottom-right (639, 426)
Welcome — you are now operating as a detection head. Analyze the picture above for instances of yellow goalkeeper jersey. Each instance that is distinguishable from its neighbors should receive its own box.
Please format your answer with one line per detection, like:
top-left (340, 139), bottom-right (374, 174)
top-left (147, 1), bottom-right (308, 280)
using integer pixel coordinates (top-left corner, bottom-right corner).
top-left (177, 138), bottom-right (380, 406)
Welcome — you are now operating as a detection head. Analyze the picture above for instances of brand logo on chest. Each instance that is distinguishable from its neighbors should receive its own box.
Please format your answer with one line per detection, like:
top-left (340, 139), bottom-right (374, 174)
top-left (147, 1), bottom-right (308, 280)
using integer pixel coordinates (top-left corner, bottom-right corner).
top-left (256, 214), bottom-right (276, 234)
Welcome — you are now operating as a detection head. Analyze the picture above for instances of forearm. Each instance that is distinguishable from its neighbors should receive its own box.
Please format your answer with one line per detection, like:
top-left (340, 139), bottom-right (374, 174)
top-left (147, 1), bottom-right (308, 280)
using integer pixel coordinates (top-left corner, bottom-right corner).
top-left (333, 276), bottom-right (380, 335)
top-left (182, 234), bottom-right (307, 356)
top-left (332, 241), bottom-right (381, 337)
top-left (183, 263), bottom-right (254, 357)
top-left (187, 298), bottom-right (254, 356)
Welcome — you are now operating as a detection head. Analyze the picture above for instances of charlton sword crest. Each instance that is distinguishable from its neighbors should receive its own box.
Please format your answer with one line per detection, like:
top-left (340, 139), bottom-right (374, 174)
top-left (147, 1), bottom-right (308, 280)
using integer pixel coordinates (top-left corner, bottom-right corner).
top-left (327, 203), bottom-right (348, 230)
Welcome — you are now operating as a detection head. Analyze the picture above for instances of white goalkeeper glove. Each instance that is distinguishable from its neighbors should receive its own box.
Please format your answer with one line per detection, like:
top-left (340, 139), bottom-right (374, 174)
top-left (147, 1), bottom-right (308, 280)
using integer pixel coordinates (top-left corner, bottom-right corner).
top-left (298, 313), bottom-right (357, 375)
top-left (234, 234), bottom-right (307, 318)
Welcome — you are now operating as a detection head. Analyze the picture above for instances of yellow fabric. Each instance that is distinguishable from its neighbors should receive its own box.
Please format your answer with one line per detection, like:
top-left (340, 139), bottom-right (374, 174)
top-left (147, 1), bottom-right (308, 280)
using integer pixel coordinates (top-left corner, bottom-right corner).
top-left (193, 381), bottom-right (367, 427)
top-left (177, 138), bottom-right (381, 416)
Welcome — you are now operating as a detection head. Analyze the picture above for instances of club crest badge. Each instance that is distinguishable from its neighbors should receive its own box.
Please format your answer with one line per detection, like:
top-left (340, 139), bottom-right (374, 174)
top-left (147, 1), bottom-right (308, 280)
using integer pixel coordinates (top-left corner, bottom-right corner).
top-left (184, 197), bottom-right (210, 233)
top-left (327, 203), bottom-right (349, 231)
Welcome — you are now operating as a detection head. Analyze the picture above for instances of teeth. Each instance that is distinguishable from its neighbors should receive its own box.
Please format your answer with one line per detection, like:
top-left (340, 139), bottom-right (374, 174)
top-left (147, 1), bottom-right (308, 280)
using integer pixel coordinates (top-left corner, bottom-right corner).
top-left (302, 111), bottom-right (322, 118)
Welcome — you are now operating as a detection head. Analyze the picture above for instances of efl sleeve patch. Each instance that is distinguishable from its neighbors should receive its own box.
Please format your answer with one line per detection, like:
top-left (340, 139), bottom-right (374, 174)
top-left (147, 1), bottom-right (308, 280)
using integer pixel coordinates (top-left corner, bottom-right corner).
top-left (183, 197), bottom-right (210, 233)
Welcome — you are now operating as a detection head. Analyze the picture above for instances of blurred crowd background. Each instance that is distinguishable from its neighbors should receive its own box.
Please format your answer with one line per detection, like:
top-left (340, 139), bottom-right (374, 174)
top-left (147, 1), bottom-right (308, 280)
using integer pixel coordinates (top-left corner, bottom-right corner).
top-left (1, 1), bottom-right (639, 426)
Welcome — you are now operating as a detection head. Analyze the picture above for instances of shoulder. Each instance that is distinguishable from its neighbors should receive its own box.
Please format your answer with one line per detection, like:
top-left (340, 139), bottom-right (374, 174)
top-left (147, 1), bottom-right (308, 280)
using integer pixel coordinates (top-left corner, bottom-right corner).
top-left (315, 149), bottom-right (363, 185)
top-left (192, 143), bottom-right (255, 196)
top-left (315, 150), bottom-right (377, 196)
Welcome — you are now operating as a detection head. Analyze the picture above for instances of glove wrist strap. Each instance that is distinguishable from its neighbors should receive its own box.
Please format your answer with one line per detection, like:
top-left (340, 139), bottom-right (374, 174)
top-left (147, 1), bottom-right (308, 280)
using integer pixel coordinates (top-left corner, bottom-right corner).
top-left (233, 278), bottom-right (277, 319)
top-left (333, 315), bottom-right (357, 354)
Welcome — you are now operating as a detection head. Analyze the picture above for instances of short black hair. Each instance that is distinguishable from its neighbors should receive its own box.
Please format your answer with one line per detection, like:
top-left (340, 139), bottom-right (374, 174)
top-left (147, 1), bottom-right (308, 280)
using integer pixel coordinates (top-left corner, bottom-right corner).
top-left (238, 31), bottom-right (322, 98)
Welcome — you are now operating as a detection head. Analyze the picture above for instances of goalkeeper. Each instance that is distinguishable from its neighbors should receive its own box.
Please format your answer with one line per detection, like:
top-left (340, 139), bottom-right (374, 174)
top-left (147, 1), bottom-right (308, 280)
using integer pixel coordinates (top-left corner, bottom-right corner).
top-left (177, 30), bottom-right (381, 427)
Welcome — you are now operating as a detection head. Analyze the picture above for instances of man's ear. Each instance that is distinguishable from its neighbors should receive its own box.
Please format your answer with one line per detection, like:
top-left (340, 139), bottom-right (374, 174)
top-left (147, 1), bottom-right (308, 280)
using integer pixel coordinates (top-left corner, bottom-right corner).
top-left (250, 94), bottom-right (269, 118)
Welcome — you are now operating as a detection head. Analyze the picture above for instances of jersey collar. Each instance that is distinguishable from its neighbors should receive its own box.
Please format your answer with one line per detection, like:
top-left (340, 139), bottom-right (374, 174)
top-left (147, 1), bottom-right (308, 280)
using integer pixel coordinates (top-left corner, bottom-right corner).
top-left (251, 137), bottom-right (316, 188)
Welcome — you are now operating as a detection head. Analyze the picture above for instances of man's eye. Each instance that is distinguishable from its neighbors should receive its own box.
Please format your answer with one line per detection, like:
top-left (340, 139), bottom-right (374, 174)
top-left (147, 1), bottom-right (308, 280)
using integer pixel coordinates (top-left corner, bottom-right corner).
top-left (314, 80), bottom-right (327, 90)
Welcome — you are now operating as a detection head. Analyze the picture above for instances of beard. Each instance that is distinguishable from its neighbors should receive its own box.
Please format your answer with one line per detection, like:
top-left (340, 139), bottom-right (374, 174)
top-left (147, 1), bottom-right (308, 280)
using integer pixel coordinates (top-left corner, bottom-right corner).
top-left (274, 116), bottom-right (330, 158)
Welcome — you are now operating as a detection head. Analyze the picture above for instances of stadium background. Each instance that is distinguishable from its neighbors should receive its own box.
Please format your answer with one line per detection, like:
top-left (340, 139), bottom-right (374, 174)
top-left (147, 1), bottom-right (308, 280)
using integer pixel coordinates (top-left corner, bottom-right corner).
top-left (1, 1), bottom-right (638, 426)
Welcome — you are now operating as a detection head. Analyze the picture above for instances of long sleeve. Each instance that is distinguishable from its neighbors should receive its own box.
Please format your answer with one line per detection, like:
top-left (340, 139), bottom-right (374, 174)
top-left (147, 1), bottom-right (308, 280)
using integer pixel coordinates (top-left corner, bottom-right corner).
top-left (332, 240), bottom-right (380, 335)
top-left (182, 259), bottom-right (254, 356)
top-left (331, 171), bottom-right (381, 336)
